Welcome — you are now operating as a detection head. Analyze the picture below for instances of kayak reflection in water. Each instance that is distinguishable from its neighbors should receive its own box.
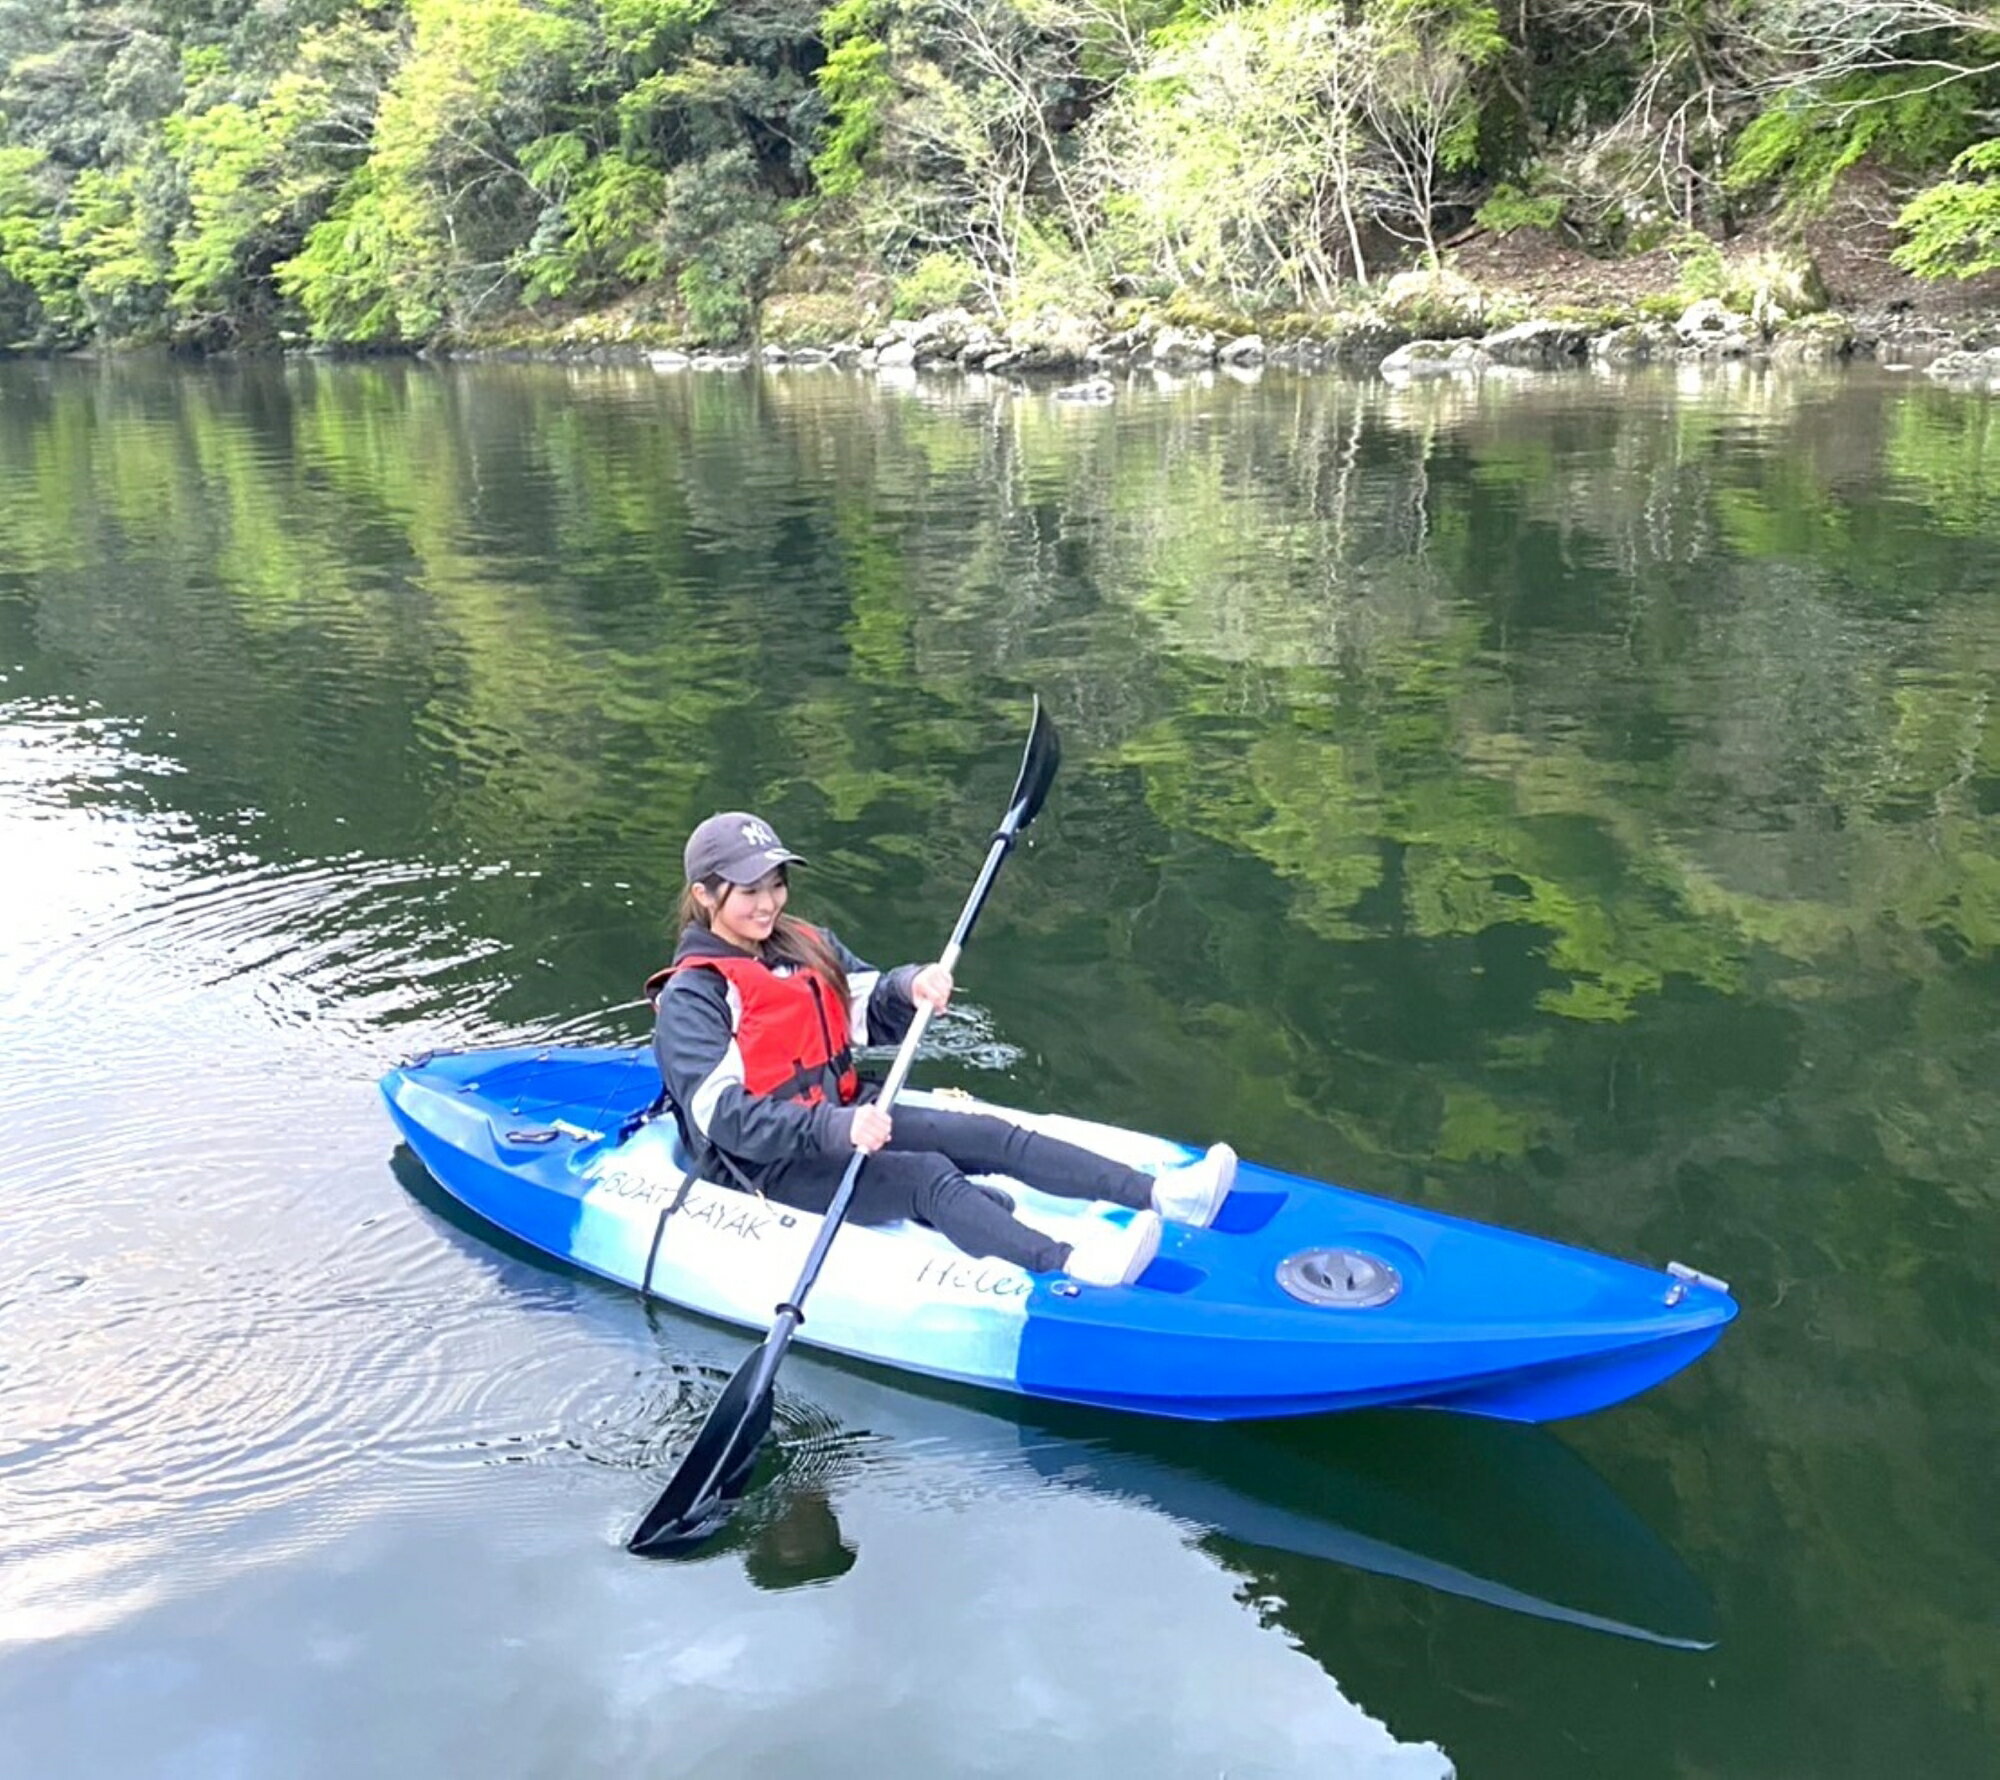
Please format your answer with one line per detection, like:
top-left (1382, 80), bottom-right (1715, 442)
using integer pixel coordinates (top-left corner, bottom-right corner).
top-left (653, 1347), bottom-right (1715, 1647)
top-left (647, 810), bottom-right (1238, 1289)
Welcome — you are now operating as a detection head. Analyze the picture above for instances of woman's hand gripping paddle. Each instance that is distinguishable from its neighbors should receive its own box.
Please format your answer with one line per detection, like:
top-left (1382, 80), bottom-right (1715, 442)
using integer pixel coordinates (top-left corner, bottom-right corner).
top-left (626, 698), bottom-right (1061, 1556)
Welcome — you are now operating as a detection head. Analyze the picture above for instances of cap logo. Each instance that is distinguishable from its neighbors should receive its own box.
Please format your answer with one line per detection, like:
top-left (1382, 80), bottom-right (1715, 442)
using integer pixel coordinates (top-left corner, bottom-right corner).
top-left (740, 819), bottom-right (778, 849)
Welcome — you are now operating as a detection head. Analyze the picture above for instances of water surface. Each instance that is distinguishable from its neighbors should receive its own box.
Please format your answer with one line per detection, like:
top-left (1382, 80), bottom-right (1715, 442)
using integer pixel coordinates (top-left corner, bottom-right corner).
top-left (1, 355), bottom-right (1996, 1777)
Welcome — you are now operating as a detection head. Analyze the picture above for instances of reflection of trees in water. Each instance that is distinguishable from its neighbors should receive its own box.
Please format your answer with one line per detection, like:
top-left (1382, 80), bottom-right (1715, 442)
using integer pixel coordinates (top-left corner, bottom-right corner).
top-left (2, 358), bottom-right (1998, 1759)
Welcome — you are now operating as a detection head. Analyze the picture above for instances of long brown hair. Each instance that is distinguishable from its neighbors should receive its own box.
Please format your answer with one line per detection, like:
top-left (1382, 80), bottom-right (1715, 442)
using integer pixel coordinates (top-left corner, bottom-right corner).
top-left (679, 873), bottom-right (851, 1015)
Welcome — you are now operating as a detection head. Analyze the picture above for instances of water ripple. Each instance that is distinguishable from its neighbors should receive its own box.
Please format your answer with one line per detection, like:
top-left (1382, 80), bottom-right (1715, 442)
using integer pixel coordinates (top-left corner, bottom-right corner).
top-left (0, 698), bottom-right (1042, 1612)
top-left (0, 703), bottom-right (635, 1624)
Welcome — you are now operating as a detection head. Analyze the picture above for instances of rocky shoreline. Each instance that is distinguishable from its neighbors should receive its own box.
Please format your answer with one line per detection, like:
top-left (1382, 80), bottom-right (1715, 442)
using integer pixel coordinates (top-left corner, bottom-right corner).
top-left (25, 263), bottom-right (1995, 388)
top-left (432, 284), bottom-right (2000, 391)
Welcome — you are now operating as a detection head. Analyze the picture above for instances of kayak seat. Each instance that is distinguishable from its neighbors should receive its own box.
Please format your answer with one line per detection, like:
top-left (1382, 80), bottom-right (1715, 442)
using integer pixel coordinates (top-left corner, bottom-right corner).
top-left (659, 1120), bottom-right (698, 1177)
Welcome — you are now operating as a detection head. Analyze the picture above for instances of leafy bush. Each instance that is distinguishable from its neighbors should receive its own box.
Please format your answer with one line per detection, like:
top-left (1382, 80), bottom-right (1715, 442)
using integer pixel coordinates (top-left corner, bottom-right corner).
top-left (278, 173), bottom-right (422, 343)
top-left (892, 250), bottom-right (982, 319)
top-left (1669, 235), bottom-right (1729, 304)
top-left (1670, 240), bottom-right (1826, 318)
top-left (1474, 184), bottom-right (1565, 235)
top-left (1084, 0), bottom-right (1383, 307)
top-left (1000, 220), bottom-right (1101, 327)
top-left (677, 258), bottom-right (751, 341)
top-left (1894, 140), bottom-right (2000, 280)
top-left (0, 145), bottom-right (79, 342)
top-left (1730, 74), bottom-right (1980, 216)
top-left (656, 149), bottom-right (784, 343)
top-left (811, 0), bottom-right (892, 200)
top-left (515, 143), bottom-right (668, 302)
top-left (61, 163), bottom-right (172, 341)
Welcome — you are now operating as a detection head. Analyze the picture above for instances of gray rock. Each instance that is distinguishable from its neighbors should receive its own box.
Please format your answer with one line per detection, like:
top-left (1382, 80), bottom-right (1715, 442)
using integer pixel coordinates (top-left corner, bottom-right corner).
top-left (1590, 320), bottom-right (1679, 363)
top-left (1480, 320), bottom-right (1590, 367)
top-left (909, 308), bottom-right (976, 365)
top-left (1327, 320), bottom-right (1410, 366)
top-left (1675, 298), bottom-right (1753, 354)
top-left (1768, 313), bottom-right (1854, 364)
top-left (1148, 325), bottom-right (1218, 368)
top-left (1087, 328), bottom-right (1147, 363)
top-left (1269, 337), bottom-right (1334, 369)
top-left (1378, 268), bottom-right (1487, 337)
top-left (1218, 333), bottom-right (1266, 365)
top-left (1924, 346), bottom-right (2000, 388)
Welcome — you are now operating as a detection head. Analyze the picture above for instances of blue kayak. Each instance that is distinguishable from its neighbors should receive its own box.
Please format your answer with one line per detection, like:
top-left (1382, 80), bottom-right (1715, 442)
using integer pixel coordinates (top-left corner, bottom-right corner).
top-left (380, 1044), bottom-right (1736, 1424)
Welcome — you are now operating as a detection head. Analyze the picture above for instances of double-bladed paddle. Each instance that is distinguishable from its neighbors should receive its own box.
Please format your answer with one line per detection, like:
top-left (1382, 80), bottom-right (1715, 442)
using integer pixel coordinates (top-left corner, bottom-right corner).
top-left (627, 698), bottom-right (1062, 1556)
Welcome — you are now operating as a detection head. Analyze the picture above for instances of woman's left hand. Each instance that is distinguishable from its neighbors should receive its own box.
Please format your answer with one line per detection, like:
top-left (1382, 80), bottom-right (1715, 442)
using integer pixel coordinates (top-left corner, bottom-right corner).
top-left (911, 962), bottom-right (954, 1013)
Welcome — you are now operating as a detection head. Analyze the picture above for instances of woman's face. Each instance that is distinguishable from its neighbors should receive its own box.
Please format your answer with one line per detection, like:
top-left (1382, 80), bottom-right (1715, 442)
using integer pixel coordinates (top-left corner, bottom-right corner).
top-left (701, 868), bottom-right (788, 950)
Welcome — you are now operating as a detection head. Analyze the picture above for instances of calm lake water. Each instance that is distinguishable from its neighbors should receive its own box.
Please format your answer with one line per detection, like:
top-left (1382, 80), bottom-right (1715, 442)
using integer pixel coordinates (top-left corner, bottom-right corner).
top-left (1, 354), bottom-right (1995, 1778)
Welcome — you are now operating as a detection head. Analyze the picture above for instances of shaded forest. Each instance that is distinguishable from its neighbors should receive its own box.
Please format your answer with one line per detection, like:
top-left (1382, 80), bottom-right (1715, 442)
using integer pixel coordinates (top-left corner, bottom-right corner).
top-left (3, 2), bottom-right (1997, 351)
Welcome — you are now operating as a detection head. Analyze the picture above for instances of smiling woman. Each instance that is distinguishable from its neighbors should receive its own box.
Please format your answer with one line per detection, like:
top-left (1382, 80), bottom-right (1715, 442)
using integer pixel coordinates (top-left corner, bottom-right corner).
top-left (645, 797), bottom-right (1237, 1296)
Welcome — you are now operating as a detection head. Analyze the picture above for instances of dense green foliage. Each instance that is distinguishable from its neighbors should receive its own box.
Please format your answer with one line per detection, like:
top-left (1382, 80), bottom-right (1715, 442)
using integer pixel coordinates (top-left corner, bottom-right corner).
top-left (1894, 138), bottom-right (2000, 278)
top-left (1, 0), bottom-right (1996, 348)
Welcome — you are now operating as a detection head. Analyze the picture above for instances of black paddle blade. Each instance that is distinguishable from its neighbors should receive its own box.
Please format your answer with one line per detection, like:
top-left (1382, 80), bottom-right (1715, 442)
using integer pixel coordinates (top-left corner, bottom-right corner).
top-left (627, 1347), bottom-right (778, 1557)
top-left (1004, 696), bottom-right (1061, 838)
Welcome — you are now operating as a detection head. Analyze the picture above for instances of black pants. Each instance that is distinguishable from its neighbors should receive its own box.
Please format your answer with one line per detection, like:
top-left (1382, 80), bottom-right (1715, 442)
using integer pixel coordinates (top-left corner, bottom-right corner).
top-left (754, 1104), bottom-right (1155, 1274)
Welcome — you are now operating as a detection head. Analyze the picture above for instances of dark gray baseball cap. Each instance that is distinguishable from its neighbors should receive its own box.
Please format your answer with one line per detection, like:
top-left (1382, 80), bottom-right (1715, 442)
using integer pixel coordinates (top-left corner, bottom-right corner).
top-left (683, 811), bottom-right (807, 886)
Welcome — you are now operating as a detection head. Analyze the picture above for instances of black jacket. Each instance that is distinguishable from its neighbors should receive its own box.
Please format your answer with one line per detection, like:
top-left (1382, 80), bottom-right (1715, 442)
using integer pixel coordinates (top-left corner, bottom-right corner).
top-left (650, 922), bottom-right (920, 1172)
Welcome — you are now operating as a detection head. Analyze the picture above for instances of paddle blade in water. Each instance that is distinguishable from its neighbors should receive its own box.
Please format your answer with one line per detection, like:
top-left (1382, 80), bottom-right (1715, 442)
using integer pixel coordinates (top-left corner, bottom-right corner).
top-left (627, 1348), bottom-right (777, 1557)
top-left (1005, 698), bottom-right (1061, 837)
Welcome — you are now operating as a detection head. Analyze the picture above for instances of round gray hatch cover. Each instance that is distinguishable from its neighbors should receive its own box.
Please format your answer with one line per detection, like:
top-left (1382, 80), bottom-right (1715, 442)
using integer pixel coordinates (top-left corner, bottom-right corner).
top-left (1276, 1247), bottom-right (1403, 1308)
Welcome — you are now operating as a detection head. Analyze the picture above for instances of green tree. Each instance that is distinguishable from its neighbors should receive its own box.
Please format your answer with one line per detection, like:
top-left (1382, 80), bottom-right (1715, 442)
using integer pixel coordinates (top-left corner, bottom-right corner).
top-left (61, 160), bottom-right (173, 338)
top-left (0, 139), bottom-right (77, 341)
top-left (1087, 0), bottom-right (1383, 303)
top-left (280, 0), bottom-right (591, 340)
top-left (1356, 0), bottom-right (1504, 267)
top-left (166, 17), bottom-right (400, 343)
top-left (1894, 138), bottom-right (2000, 279)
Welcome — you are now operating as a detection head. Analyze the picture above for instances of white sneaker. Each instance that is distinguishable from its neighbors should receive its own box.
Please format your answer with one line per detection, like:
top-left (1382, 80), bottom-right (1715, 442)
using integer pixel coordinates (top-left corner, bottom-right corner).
top-left (1062, 1210), bottom-right (1163, 1287)
top-left (1151, 1143), bottom-right (1237, 1228)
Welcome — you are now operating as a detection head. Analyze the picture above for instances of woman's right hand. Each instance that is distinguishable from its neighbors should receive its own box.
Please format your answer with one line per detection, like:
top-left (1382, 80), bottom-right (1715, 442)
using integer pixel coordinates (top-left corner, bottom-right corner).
top-left (849, 1101), bottom-right (893, 1153)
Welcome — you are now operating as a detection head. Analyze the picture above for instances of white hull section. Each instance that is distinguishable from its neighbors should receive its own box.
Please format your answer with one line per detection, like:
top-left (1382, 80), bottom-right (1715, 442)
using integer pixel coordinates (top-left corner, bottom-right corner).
top-left (569, 1091), bottom-right (1193, 1390)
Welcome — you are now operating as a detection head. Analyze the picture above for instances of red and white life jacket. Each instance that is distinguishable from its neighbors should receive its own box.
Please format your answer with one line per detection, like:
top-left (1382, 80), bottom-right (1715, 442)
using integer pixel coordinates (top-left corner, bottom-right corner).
top-left (657, 943), bottom-right (859, 1109)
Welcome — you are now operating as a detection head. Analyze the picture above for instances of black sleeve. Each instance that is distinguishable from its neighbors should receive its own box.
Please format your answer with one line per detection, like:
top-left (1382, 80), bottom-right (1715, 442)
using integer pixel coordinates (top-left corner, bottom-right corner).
top-left (652, 971), bottom-right (856, 1162)
top-left (866, 964), bottom-right (921, 1046)
top-left (823, 929), bottom-right (920, 1048)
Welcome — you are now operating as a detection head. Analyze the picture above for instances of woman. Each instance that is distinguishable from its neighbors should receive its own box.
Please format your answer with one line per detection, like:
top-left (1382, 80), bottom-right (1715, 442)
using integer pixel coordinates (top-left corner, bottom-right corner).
top-left (647, 811), bottom-right (1235, 1288)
